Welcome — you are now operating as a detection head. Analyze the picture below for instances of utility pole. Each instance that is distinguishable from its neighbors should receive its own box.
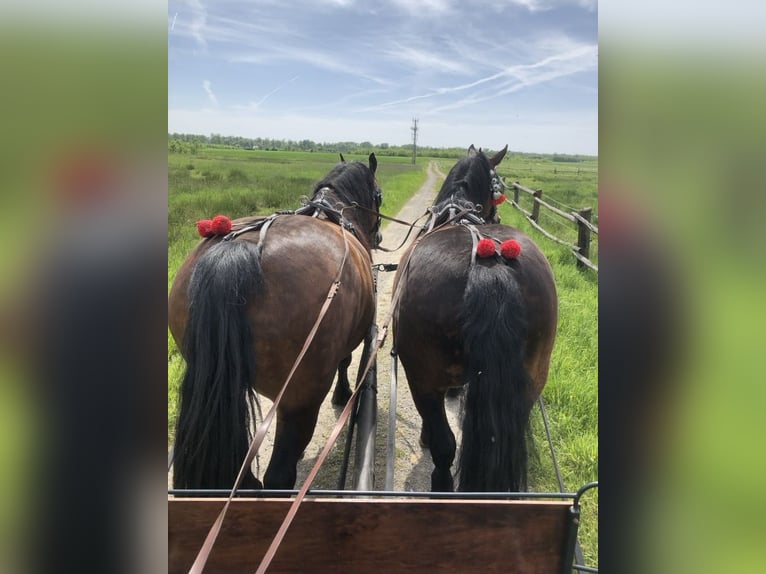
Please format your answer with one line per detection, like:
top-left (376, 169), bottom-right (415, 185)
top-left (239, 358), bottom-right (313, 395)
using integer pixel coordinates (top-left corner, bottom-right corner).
top-left (411, 118), bottom-right (418, 165)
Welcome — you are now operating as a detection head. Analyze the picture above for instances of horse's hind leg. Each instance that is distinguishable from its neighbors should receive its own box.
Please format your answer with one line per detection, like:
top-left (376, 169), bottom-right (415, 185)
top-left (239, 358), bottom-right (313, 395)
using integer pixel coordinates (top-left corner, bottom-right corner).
top-left (331, 355), bottom-right (353, 406)
top-left (412, 390), bottom-right (456, 492)
top-left (263, 405), bottom-right (320, 489)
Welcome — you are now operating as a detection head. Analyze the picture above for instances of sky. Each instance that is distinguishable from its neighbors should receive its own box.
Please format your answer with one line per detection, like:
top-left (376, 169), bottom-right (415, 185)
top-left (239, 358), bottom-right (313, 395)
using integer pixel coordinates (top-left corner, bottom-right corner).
top-left (168, 0), bottom-right (598, 155)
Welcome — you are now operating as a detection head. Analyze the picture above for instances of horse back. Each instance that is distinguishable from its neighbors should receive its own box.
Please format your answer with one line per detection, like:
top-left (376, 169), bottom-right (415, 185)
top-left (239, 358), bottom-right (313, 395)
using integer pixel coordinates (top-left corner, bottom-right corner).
top-left (394, 224), bottom-right (557, 393)
top-left (169, 215), bottom-right (375, 399)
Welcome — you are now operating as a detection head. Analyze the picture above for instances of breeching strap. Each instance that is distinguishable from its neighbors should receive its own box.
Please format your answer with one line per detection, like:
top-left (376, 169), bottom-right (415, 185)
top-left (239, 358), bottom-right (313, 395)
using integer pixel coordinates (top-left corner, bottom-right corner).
top-left (187, 221), bottom-right (352, 574)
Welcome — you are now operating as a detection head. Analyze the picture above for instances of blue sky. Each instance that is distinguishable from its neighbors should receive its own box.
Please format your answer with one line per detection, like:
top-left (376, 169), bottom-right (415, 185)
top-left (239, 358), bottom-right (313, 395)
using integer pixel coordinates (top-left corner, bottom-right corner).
top-left (168, 0), bottom-right (597, 155)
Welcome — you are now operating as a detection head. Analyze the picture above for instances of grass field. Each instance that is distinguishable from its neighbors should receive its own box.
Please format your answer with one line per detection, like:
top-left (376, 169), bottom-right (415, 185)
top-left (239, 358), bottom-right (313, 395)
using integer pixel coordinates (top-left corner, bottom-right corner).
top-left (168, 146), bottom-right (598, 566)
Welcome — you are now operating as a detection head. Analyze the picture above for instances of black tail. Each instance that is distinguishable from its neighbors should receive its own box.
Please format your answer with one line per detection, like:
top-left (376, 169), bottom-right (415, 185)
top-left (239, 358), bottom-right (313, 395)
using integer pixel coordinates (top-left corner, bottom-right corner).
top-left (458, 260), bottom-right (533, 492)
top-left (172, 240), bottom-right (261, 489)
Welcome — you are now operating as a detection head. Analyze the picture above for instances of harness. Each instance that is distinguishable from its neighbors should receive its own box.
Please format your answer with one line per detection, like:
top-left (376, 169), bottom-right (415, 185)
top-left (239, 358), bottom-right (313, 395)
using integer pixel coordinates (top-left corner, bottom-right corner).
top-left (425, 196), bottom-right (486, 232)
top-left (222, 186), bottom-right (374, 247)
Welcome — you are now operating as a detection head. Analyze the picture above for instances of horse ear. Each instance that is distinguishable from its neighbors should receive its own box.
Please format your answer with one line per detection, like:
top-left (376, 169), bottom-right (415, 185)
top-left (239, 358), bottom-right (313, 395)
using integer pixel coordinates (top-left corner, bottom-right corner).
top-left (468, 144), bottom-right (478, 156)
top-left (489, 145), bottom-right (508, 168)
top-left (339, 153), bottom-right (346, 163)
top-left (368, 153), bottom-right (377, 175)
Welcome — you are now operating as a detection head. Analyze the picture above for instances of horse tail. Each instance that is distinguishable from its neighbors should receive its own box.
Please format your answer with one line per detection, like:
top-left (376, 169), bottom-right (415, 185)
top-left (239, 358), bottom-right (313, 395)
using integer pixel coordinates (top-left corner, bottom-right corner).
top-left (458, 260), bottom-right (532, 492)
top-left (172, 240), bottom-right (262, 489)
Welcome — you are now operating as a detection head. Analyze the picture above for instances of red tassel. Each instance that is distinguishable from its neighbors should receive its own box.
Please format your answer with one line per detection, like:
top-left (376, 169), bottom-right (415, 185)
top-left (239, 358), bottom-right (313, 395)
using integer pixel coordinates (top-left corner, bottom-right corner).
top-left (500, 239), bottom-right (521, 259)
top-left (492, 194), bottom-right (506, 206)
top-left (476, 238), bottom-right (496, 258)
top-left (196, 219), bottom-right (214, 237)
top-left (211, 215), bottom-right (232, 235)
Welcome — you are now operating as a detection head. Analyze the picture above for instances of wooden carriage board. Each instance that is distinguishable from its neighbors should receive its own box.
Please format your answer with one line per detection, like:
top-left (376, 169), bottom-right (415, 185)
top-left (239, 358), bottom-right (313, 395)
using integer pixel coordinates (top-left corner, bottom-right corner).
top-left (169, 497), bottom-right (572, 573)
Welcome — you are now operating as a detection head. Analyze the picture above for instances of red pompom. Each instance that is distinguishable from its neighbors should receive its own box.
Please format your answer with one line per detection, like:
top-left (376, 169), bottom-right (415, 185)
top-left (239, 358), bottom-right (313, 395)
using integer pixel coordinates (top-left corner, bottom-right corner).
top-left (492, 194), bottom-right (507, 206)
top-left (476, 238), bottom-right (496, 258)
top-left (211, 214), bottom-right (232, 235)
top-left (500, 239), bottom-right (522, 259)
top-left (196, 219), bottom-right (214, 237)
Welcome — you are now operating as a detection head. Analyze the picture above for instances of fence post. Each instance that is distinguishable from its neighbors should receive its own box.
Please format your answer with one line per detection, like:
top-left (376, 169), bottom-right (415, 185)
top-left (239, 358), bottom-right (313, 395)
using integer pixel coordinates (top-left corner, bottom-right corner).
top-left (531, 189), bottom-right (542, 223)
top-left (575, 207), bottom-right (592, 268)
top-left (513, 182), bottom-right (520, 205)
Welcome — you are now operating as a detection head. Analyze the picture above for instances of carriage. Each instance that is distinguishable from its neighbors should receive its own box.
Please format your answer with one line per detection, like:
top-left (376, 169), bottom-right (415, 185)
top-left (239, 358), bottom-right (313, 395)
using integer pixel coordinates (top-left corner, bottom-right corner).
top-left (168, 148), bottom-right (598, 573)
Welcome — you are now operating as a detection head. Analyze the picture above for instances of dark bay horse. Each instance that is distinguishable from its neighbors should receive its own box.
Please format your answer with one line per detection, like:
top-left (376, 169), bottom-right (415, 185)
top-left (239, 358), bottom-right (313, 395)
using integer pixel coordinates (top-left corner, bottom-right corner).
top-left (169, 154), bottom-right (382, 490)
top-left (393, 145), bottom-right (557, 492)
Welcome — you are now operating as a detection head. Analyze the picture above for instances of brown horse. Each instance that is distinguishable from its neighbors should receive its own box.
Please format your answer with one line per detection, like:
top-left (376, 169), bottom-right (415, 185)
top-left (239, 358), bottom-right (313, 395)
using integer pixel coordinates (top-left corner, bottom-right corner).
top-left (393, 145), bottom-right (557, 492)
top-left (169, 154), bottom-right (381, 490)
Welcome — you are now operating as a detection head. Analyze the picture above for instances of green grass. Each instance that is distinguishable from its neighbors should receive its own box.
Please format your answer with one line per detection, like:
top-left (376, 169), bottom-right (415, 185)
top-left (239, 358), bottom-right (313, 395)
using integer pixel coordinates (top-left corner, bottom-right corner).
top-left (497, 199), bottom-right (598, 567)
top-left (167, 147), bottom-right (598, 566)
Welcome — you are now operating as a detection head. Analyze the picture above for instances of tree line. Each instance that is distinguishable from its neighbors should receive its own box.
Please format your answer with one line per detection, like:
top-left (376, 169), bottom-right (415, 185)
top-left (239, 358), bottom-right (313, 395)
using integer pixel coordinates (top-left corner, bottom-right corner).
top-left (168, 133), bottom-right (595, 163)
top-left (168, 133), bottom-right (474, 159)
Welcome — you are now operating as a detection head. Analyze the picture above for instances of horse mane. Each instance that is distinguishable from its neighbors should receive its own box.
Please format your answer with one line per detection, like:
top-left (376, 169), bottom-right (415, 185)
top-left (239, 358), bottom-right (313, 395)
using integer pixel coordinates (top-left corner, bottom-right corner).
top-left (434, 152), bottom-right (493, 209)
top-left (312, 161), bottom-right (377, 210)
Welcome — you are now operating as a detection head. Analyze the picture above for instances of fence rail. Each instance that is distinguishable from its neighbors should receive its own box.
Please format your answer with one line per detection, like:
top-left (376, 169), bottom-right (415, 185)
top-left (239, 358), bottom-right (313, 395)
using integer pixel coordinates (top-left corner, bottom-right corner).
top-left (508, 182), bottom-right (598, 273)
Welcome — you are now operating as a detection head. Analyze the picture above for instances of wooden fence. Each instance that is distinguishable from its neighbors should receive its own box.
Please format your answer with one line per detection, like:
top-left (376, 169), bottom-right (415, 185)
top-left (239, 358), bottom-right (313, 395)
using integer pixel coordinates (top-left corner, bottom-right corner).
top-left (507, 181), bottom-right (598, 273)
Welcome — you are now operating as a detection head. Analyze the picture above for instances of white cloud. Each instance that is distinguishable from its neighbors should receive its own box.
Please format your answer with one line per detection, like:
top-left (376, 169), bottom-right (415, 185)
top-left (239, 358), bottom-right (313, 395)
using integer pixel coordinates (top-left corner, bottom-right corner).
top-left (499, 0), bottom-right (596, 11)
top-left (186, 0), bottom-right (208, 49)
top-left (249, 76), bottom-right (299, 109)
top-left (367, 42), bottom-right (596, 112)
top-left (202, 80), bottom-right (218, 105)
top-left (383, 44), bottom-right (470, 74)
top-left (232, 46), bottom-right (391, 86)
top-left (505, 0), bottom-right (550, 12)
top-left (318, 0), bottom-right (355, 6)
top-left (388, 0), bottom-right (453, 16)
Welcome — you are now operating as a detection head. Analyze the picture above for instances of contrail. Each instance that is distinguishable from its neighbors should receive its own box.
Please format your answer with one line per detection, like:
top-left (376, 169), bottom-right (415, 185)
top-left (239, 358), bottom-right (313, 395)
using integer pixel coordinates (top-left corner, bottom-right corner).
top-left (170, 12), bottom-right (178, 32)
top-left (254, 76), bottom-right (299, 108)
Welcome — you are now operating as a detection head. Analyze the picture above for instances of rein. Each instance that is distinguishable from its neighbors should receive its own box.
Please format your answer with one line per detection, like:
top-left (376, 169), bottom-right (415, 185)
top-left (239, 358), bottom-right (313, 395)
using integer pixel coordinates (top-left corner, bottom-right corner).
top-left (350, 201), bottom-right (431, 253)
top-left (186, 211), bottom-right (355, 574)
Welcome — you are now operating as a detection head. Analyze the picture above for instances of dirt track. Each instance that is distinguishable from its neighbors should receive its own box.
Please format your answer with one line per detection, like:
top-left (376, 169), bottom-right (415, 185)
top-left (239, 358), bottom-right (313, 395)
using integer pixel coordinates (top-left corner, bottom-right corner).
top-left (259, 160), bottom-right (466, 492)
